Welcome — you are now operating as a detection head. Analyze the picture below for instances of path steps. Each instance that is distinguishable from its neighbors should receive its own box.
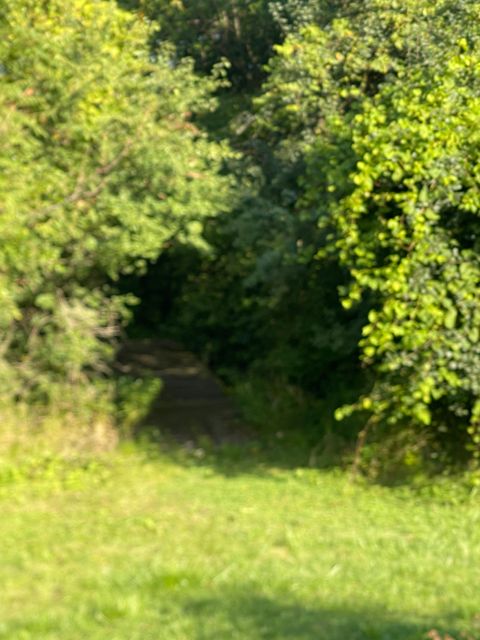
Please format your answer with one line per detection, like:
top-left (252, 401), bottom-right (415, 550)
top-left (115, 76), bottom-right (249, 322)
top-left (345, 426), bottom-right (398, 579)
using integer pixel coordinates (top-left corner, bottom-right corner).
top-left (116, 339), bottom-right (248, 446)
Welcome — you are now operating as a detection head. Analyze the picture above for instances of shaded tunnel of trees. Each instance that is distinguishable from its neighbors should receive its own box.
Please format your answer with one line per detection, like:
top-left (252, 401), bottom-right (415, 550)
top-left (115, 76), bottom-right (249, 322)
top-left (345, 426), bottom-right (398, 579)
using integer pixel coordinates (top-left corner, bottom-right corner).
top-left (2, 0), bottom-right (480, 476)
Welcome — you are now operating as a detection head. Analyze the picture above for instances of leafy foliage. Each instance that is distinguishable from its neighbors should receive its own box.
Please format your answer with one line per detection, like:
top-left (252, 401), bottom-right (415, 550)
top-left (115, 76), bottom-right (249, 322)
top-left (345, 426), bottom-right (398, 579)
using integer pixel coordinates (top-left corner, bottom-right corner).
top-left (129, 0), bottom-right (480, 467)
top-left (118, 0), bottom-right (282, 87)
top-left (3, 0), bottom-right (480, 470)
top-left (266, 0), bottom-right (480, 454)
top-left (0, 0), bottom-right (232, 400)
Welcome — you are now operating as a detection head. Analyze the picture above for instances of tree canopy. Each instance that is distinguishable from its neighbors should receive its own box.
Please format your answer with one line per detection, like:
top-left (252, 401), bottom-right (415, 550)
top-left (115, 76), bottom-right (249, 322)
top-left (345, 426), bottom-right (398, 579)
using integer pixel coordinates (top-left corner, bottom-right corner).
top-left (2, 0), bottom-right (480, 471)
top-left (0, 0), bottom-right (232, 401)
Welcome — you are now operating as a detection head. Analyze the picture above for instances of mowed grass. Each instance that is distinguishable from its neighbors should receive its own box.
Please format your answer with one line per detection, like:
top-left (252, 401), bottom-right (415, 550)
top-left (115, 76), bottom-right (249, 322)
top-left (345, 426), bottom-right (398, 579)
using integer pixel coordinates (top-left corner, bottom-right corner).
top-left (1, 446), bottom-right (479, 640)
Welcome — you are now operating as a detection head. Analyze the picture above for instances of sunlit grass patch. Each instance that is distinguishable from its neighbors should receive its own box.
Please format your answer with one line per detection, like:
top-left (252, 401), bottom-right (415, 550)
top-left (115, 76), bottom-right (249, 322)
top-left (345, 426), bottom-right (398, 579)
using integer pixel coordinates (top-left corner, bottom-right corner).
top-left (1, 443), bottom-right (480, 639)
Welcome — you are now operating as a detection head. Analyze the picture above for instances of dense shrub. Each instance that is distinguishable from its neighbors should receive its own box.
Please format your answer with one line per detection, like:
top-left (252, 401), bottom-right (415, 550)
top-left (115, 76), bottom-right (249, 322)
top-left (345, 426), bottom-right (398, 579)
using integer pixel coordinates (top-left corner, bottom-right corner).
top-left (128, 0), bottom-right (480, 466)
top-left (0, 0), bottom-right (232, 402)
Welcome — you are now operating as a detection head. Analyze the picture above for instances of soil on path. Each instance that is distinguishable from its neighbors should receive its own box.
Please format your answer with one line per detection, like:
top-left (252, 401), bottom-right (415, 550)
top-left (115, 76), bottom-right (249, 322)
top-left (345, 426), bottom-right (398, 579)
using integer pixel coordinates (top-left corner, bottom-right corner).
top-left (116, 339), bottom-right (248, 446)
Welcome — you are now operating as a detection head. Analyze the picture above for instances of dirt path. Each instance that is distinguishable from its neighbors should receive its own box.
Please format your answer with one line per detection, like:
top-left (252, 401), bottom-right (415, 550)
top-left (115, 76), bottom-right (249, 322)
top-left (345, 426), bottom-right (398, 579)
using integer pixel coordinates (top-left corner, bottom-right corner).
top-left (116, 339), bottom-right (248, 445)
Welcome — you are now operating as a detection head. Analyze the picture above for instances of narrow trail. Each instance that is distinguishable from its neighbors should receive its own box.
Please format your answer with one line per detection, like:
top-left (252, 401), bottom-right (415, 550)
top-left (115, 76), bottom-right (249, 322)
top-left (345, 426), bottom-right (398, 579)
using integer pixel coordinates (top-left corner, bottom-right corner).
top-left (116, 339), bottom-right (249, 445)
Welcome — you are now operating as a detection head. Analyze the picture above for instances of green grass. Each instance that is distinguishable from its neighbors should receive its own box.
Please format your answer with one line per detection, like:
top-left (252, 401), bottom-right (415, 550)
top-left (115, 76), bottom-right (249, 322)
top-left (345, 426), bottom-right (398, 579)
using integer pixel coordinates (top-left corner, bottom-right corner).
top-left (1, 444), bottom-right (479, 640)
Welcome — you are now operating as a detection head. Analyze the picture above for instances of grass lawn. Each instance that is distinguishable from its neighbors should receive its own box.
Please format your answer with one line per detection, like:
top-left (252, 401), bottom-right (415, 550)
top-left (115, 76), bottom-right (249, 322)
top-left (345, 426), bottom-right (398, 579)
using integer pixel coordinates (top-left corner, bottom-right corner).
top-left (1, 445), bottom-right (479, 640)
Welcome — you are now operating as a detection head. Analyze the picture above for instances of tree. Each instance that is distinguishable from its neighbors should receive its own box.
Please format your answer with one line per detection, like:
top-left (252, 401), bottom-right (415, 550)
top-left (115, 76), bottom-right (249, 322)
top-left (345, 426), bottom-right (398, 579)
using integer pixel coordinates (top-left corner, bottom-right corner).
top-left (268, 0), bottom-right (480, 456)
top-left (0, 0), bottom-right (232, 402)
top-left (328, 29), bottom-right (480, 439)
top-left (119, 0), bottom-right (282, 88)
top-left (181, 0), bottom-right (480, 461)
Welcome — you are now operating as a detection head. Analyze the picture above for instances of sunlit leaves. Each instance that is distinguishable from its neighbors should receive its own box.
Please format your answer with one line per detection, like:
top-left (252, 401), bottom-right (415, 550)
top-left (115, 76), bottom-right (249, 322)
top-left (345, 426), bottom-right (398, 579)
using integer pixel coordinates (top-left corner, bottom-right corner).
top-left (0, 0), bottom-right (232, 399)
top-left (259, 0), bottom-right (480, 443)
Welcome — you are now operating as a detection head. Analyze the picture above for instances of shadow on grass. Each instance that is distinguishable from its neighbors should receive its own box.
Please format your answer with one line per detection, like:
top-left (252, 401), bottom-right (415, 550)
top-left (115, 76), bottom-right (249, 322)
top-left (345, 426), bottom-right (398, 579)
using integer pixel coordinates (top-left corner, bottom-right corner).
top-left (5, 585), bottom-right (465, 640)
top-left (119, 383), bottom-right (349, 479)
top-left (122, 378), bottom-right (473, 492)
top-left (114, 338), bottom-right (360, 477)
top-left (134, 424), bottom-right (346, 480)
top-left (180, 591), bottom-right (455, 640)
top-left (122, 372), bottom-right (354, 478)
